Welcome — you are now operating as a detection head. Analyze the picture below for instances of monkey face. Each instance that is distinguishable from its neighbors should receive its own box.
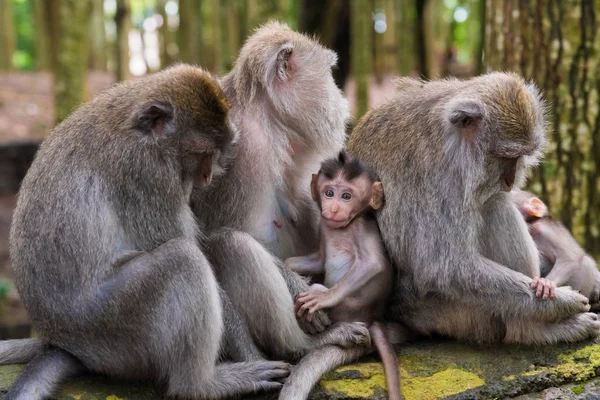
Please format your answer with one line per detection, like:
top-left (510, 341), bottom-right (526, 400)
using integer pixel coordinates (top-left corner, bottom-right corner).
top-left (316, 174), bottom-right (375, 229)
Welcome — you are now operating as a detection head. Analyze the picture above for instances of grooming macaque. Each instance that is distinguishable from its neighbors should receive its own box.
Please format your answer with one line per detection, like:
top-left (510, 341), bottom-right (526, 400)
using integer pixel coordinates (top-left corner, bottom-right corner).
top-left (347, 73), bottom-right (600, 345)
top-left (281, 151), bottom-right (402, 400)
top-left (511, 190), bottom-right (600, 305)
top-left (193, 20), bottom-right (371, 369)
top-left (3, 65), bottom-right (290, 400)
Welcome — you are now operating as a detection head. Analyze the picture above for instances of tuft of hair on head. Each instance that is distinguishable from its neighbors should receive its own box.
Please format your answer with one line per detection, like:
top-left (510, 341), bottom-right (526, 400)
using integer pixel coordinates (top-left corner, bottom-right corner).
top-left (319, 150), bottom-right (378, 183)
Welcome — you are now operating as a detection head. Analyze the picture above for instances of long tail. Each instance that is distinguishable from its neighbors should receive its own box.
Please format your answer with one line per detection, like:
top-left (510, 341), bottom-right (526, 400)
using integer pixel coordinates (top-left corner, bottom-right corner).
top-left (3, 347), bottom-right (84, 400)
top-left (278, 346), bottom-right (366, 400)
top-left (370, 322), bottom-right (403, 400)
top-left (0, 339), bottom-right (42, 364)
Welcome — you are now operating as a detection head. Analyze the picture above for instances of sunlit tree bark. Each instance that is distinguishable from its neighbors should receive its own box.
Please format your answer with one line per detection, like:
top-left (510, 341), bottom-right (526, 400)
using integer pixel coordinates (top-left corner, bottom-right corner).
top-left (54, 0), bottom-right (93, 123)
top-left (0, 0), bottom-right (16, 70)
top-left (115, 0), bottom-right (131, 81)
top-left (484, 0), bottom-right (600, 258)
top-left (351, 0), bottom-right (372, 118)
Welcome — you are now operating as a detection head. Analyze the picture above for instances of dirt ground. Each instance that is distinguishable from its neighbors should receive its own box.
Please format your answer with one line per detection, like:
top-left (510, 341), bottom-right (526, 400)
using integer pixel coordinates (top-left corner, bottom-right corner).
top-left (0, 70), bottom-right (398, 337)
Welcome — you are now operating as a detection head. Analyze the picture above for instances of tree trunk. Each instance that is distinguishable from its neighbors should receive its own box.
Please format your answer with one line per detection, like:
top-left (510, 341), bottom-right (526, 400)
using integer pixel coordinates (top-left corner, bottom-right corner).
top-left (211, 0), bottom-right (223, 74)
top-left (0, 0), bottom-right (16, 70)
top-left (32, 0), bottom-right (51, 71)
top-left (394, 0), bottom-right (413, 76)
top-left (177, 0), bottom-right (201, 65)
top-left (157, 0), bottom-right (174, 68)
top-left (88, 0), bottom-right (107, 71)
top-left (351, 0), bottom-right (372, 118)
top-left (414, 0), bottom-right (429, 78)
top-left (484, 0), bottom-right (600, 258)
top-left (299, 0), bottom-right (351, 89)
top-left (54, 0), bottom-right (92, 124)
top-left (115, 0), bottom-right (130, 82)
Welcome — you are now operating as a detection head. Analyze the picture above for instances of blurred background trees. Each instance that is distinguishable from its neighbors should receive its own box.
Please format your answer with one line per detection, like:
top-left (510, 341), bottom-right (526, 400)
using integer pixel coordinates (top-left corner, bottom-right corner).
top-left (0, 0), bottom-right (599, 262)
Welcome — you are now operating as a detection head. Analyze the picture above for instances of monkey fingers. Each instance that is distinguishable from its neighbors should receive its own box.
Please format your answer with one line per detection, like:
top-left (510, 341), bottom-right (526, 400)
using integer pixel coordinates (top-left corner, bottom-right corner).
top-left (532, 277), bottom-right (555, 300)
top-left (296, 294), bottom-right (326, 322)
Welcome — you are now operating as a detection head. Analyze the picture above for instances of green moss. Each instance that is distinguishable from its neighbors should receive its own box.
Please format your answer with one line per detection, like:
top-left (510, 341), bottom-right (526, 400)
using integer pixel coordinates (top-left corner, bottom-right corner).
top-left (572, 384), bottom-right (586, 395)
top-left (320, 362), bottom-right (387, 398)
top-left (402, 369), bottom-right (485, 400)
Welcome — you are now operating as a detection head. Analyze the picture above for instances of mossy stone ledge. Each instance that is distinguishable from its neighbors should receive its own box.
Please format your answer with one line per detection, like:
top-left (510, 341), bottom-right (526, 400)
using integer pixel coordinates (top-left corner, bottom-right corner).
top-left (1, 337), bottom-right (600, 399)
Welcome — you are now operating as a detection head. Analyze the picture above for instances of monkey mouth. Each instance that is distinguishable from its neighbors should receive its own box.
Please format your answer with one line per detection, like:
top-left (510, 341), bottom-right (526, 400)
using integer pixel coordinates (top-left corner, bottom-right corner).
top-left (323, 217), bottom-right (350, 229)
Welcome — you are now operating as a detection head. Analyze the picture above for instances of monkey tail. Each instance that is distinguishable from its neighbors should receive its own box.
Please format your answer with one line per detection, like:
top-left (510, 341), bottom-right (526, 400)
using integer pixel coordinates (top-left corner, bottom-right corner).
top-left (0, 338), bottom-right (42, 364)
top-left (3, 346), bottom-right (84, 400)
top-left (370, 321), bottom-right (403, 400)
top-left (279, 345), bottom-right (366, 400)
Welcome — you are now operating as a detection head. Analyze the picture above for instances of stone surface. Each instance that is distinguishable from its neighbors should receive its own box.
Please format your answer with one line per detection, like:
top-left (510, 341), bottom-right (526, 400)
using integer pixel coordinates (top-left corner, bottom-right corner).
top-left (1, 337), bottom-right (600, 399)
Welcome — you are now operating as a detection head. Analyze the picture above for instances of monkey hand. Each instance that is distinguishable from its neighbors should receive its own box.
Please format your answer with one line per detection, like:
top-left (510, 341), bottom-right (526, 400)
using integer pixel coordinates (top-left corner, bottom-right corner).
top-left (531, 277), bottom-right (556, 300)
top-left (535, 286), bottom-right (590, 321)
top-left (295, 290), bottom-right (336, 323)
top-left (293, 283), bottom-right (331, 334)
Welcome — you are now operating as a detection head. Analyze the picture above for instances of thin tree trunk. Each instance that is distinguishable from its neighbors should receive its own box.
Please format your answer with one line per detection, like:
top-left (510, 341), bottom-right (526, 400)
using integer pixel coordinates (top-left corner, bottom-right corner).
top-left (351, 0), bottom-right (372, 118)
top-left (88, 0), bottom-right (107, 71)
top-left (211, 0), bottom-right (223, 74)
top-left (157, 0), bottom-right (173, 68)
top-left (177, 0), bottom-right (201, 65)
top-left (414, 0), bottom-right (429, 78)
top-left (395, 0), bottom-right (413, 76)
top-left (0, 0), bottom-right (16, 70)
top-left (54, 0), bottom-right (92, 124)
top-left (220, 0), bottom-right (231, 71)
top-left (484, 0), bottom-right (600, 258)
top-left (33, 0), bottom-right (51, 71)
top-left (115, 0), bottom-right (131, 82)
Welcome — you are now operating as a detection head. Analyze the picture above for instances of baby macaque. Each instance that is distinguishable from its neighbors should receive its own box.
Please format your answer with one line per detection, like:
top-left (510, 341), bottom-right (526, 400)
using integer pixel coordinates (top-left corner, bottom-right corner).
top-left (511, 190), bottom-right (600, 306)
top-left (286, 150), bottom-right (402, 400)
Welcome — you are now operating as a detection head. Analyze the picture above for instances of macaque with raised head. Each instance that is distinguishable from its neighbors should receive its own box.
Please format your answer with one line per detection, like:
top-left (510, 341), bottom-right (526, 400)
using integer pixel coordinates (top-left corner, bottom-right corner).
top-left (511, 190), bottom-right (600, 306)
top-left (0, 65), bottom-right (289, 400)
top-left (347, 72), bottom-right (599, 346)
top-left (194, 21), bottom-right (370, 366)
top-left (280, 151), bottom-right (403, 400)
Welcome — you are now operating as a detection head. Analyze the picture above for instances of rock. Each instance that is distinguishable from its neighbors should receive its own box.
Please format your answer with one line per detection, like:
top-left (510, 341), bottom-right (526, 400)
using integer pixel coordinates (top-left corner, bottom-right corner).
top-left (1, 337), bottom-right (600, 399)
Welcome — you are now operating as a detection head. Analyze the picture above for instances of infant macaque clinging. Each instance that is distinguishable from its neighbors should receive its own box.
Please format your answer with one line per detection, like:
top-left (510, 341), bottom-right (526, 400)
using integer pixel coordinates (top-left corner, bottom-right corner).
top-left (511, 190), bottom-right (600, 307)
top-left (285, 150), bottom-right (402, 400)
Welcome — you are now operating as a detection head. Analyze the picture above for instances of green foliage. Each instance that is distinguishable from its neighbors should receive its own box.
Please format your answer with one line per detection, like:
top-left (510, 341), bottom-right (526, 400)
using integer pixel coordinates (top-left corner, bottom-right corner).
top-left (0, 279), bottom-right (12, 316)
top-left (12, 0), bottom-right (34, 71)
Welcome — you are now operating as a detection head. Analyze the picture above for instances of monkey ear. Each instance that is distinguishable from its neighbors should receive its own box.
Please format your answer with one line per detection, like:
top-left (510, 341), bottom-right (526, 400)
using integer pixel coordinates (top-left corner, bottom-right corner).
top-left (370, 182), bottom-right (384, 210)
top-left (276, 43), bottom-right (294, 82)
top-left (132, 100), bottom-right (174, 135)
top-left (310, 174), bottom-right (319, 202)
top-left (449, 100), bottom-right (483, 138)
top-left (526, 197), bottom-right (548, 218)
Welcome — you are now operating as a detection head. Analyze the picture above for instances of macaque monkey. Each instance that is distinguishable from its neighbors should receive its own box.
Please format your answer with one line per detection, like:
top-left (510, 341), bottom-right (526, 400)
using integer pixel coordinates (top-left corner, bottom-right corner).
top-left (283, 150), bottom-right (403, 400)
top-left (511, 190), bottom-right (600, 306)
top-left (347, 72), bottom-right (599, 345)
top-left (1, 65), bottom-right (289, 400)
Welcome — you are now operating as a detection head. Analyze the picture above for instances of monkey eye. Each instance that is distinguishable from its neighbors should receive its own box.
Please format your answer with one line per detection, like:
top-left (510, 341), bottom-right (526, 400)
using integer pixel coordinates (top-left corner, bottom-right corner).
top-left (341, 192), bottom-right (352, 200)
top-left (325, 189), bottom-right (334, 198)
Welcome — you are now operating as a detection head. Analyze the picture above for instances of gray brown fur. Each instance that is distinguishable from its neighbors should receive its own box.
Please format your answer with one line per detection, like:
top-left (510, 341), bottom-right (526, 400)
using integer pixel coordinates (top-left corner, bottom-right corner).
top-left (191, 22), bottom-right (372, 375)
top-left (5, 65), bottom-right (290, 400)
top-left (511, 190), bottom-right (600, 307)
top-left (347, 73), bottom-right (600, 345)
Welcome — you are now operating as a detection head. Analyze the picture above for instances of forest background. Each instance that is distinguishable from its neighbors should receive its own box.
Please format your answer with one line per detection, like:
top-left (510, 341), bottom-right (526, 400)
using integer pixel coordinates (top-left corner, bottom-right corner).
top-left (0, 0), bottom-right (598, 335)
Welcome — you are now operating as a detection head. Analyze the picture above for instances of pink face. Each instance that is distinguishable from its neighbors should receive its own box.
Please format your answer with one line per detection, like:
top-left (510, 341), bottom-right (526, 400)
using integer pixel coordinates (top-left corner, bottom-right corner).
top-left (317, 173), bottom-right (375, 229)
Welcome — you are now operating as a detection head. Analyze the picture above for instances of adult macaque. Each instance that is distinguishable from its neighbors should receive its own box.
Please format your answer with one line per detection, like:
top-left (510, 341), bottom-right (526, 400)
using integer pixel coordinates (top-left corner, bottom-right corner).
top-left (2, 65), bottom-right (289, 400)
top-left (194, 22), bottom-right (370, 362)
top-left (280, 151), bottom-right (403, 400)
top-left (511, 190), bottom-right (600, 305)
top-left (347, 73), bottom-right (600, 345)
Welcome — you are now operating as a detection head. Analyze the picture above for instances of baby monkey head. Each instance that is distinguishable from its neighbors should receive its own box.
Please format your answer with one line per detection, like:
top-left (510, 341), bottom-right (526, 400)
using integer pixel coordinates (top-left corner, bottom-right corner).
top-left (510, 190), bottom-right (549, 223)
top-left (311, 150), bottom-right (383, 229)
